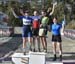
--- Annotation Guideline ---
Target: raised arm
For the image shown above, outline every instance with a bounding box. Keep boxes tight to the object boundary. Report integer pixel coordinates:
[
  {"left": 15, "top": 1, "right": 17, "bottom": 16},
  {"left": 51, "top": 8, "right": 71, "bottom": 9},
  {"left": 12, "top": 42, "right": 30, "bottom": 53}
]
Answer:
[
  {"left": 11, "top": 8, "right": 19, "bottom": 18},
  {"left": 20, "top": 9, "right": 25, "bottom": 16},
  {"left": 49, "top": 2, "right": 57, "bottom": 16}
]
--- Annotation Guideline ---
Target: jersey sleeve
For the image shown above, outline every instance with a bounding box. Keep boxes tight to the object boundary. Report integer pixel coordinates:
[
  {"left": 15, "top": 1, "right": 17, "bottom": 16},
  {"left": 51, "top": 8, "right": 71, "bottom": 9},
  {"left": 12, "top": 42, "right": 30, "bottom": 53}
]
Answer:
[
  {"left": 30, "top": 16, "right": 33, "bottom": 19},
  {"left": 38, "top": 16, "right": 41, "bottom": 20},
  {"left": 18, "top": 16, "right": 24, "bottom": 19},
  {"left": 30, "top": 17, "right": 33, "bottom": 24},
  {"left": 30, "top": 16, "right": 34, "bottom": 22}
]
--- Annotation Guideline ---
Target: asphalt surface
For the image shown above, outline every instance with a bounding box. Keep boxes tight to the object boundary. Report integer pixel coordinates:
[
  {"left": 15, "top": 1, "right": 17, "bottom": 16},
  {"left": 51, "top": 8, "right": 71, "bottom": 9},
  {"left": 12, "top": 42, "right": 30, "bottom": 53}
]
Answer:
[{"left": 0, "top": 27, "right": 75, "bottom": 64}]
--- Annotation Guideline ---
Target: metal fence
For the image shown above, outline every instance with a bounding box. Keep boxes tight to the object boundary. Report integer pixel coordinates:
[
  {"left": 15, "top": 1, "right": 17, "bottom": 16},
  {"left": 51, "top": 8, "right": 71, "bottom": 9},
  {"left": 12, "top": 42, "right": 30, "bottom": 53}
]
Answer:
[
  {"left": 64, "top": 29, "right": 75, "bottom": 39},
  {"left": 0, "top": 26, "right": 14, "bottom": 37}
]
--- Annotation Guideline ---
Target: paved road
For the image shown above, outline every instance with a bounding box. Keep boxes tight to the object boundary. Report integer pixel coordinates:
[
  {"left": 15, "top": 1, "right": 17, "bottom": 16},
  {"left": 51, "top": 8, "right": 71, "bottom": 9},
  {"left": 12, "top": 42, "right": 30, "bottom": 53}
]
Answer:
[
  {"left": 0, "top": 35, "right": 22, "bottom": 60},
  {"left": 0, "top": 27, "right": 75, "bottom": 64}
]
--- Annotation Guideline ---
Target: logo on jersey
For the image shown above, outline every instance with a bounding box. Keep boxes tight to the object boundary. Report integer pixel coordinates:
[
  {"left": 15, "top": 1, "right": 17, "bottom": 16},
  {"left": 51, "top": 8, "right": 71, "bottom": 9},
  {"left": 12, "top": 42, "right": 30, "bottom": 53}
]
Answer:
[{"left": 23, "top": 18, "right": 32, "bottom": 25}]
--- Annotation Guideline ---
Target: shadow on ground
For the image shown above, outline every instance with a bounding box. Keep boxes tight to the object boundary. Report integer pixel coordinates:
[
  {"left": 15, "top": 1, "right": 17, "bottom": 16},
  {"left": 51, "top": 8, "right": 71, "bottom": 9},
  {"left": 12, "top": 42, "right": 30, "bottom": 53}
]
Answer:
[
  {"left": 46, "top": 52, "right": 75, "bottom": 61},
  {"left": 0, "top": 34, "right": 22, "bottom": 58}
]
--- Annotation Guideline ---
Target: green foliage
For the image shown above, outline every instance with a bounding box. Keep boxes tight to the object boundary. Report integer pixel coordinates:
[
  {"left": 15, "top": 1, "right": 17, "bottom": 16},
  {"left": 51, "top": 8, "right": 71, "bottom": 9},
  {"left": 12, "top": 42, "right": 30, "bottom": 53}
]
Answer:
[
  {"left": 0, "top": 0, "right": 74, "bottom": 29},
  {"left": 45, "top": 0, "right": 52, "bottom": 9},
  {"left": 53, "top": 2, "right": 64, "bottom": 22},
  {"left": 66, "top": 20, "right": 75, "bottom": 29}
]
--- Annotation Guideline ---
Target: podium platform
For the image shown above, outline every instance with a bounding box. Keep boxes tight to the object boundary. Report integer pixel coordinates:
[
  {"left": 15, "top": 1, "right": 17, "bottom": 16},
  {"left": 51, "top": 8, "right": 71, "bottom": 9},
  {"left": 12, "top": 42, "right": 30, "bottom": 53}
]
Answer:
[
  {"left": 12, "top": 53, "right": 30, "bottom": 64},
  {"left": 12, "top": 52, "right": 75, "bottom": 64},
  {"left": 12, "top": 52, "right": 46, "bottom": 64}
]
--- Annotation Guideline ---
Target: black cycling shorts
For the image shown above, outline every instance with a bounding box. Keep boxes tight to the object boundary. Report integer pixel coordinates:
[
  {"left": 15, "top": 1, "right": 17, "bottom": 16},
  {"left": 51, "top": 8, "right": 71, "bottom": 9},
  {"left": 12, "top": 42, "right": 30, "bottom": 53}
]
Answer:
[{"left": 52, "top": 35, "right": 62, "bottom": 42}]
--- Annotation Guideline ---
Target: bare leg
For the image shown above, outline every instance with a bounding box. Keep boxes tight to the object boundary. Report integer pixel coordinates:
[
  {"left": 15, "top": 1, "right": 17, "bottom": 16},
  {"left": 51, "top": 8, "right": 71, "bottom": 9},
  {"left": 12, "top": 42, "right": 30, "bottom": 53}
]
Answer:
[
  {"left": 57, "top": 42, "right": 62, "bottom": 61},
  {"left": 52, "top": 42, "right": 57, "bottom": 55},
  {"left": 40, "top": 36, "right": 47, "bottom": 52},
  {"left": 37, "top": 36, "right": 40, "bottom": 52},
  {"left": 43, "top": 37, "right": 47, "bottom": 52},
  {"left": 57, "top": 42, "right": 62, "bottom": 55},
  {"left": 33, "top": 36, "right": 36, "bottom": 52},
  {"left": 22, "top": 37, "right": 27, "bottom": 55},
  {"left": 52, "top": 42, "right": 57, "bottom": 61},
  {"left": 40, "top": 37, "right": 45, "bottom": 50},
  {"left": 23, "top": 37, "right": 27, "bottom": 49},
  {"left": 28, "top": 37, "right": 33, "bottom": 51}
]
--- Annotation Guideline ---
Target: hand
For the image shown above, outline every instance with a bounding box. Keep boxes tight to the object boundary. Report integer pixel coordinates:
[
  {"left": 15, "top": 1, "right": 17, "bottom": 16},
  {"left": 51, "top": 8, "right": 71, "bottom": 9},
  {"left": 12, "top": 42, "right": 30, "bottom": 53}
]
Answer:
[
  {"left": 47, "top": 7, "right": 51, "bottom": 12},
  {"left": 20, "top": 9, "right": 23, "bottom": 12},
  {"left": 10, "top": 8, "right": 13, "bottom": 11},
  {"left": 10, "top": 8, "right": 14, "bottom": 11},
  {"left": 20, "top": 9, "right": 24, "bottom": 15},
  {"left": 53, "top": 2, "right": 57, "bottom": 6},
  {"left": 40, "top": 24, "right": 43, "bottom": 27}
]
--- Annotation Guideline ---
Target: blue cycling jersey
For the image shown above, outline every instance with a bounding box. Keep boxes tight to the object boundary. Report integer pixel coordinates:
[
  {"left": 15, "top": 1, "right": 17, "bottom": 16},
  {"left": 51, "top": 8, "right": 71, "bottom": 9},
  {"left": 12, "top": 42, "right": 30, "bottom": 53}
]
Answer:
[
  {"left": 52, "top": 23, "right": 62, "bottom": 35},
  {"left": 19, "top": 16, "right": 33, "bottom": 25}
]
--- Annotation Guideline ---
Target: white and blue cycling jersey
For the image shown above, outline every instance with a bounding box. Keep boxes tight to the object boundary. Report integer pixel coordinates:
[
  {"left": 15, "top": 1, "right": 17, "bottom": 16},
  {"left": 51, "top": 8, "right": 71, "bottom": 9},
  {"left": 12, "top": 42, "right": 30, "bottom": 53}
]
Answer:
[
  {"left": 19, "top": 16, "right": 33, "bottom": 25},
  {"left": 18, "top": 16, "right": 33, "bottom": 37}
]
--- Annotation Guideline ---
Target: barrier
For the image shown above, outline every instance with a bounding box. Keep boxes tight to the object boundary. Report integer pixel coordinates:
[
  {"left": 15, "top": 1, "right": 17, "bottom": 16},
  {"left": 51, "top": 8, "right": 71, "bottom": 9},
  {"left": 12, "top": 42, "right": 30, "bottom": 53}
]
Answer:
[{"left": 64, "top": 29, "right": 75, "bottom": 39}]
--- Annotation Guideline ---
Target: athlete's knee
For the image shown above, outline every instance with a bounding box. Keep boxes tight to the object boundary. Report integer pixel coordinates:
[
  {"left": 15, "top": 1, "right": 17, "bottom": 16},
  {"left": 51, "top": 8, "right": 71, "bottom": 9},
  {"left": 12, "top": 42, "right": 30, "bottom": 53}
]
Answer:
[
  {"left": 23, "top": 37, "right": 27, "bottom": 42},
  {"left": 29, "top": 37, "right": 33, "bottom": 43}
]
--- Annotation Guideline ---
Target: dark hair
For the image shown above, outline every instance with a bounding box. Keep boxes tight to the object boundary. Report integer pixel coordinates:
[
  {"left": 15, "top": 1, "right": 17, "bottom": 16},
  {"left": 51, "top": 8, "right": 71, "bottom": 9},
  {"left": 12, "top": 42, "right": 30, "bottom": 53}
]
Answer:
[
  {"left": 53, "top": 16, "right": 58, "bottom": 20},
  {"left": 41, "top": 9, "right": 47, "bottom": 13},
  {"left": 41, "top": 10, "right": 47, "bottom": 16},
  {"left": 34, "top": 10, "right": 37, "bottom": 12},
  {"left": 23, "top": 10, "right": 29, "bottom": 13},
  {"left": 25, "top": 10, "right": 29, "bottom": 13}
]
